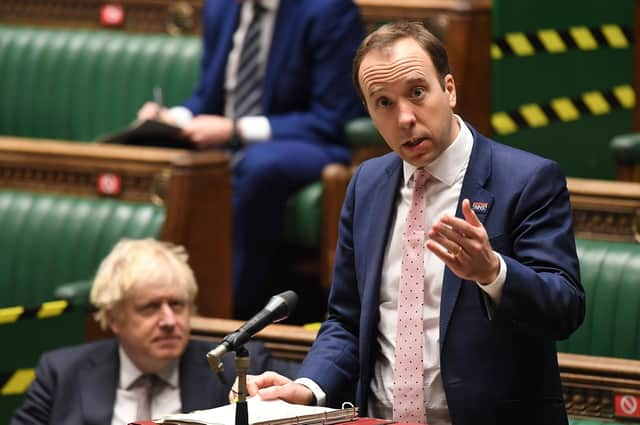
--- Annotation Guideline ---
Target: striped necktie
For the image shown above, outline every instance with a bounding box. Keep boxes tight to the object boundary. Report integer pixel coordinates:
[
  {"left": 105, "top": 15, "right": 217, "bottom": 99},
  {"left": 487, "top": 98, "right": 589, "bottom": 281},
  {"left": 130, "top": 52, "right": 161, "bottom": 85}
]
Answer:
[{"left": 234, "top": 1, "right": 265, "bottom": 118}]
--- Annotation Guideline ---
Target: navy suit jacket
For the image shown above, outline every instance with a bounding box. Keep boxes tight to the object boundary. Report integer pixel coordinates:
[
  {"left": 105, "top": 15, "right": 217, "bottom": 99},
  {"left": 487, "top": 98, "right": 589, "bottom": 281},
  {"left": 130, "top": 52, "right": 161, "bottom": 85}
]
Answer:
[
  {"left": 11, "top": 339, "right": 277, "bottom": 425},
  {"left": 297, "top": 127, "right": 585, "bottom": 425},
  {"left": 183, "top": 0, "right": 365, "bottom": 146}
]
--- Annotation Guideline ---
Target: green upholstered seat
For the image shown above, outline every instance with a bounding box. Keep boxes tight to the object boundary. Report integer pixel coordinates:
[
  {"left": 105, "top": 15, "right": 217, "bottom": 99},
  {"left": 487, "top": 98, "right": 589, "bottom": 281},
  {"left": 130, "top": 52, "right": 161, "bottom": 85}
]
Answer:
[
  {"left": 344, "top": 117, "right": 386, "bottom": 148},
  {"left": 0, "top": 24, "right": 331, "bottom": 251},
  {"left": 569, "top": 418, "right": 634, "bottom": 425},
  {"left": 557, "top": 238, "right": 640, "bottom": 359},
  {"left": 0, "top": 190, "right": 164, "bottom": 423},
  {"left": 0, "top": 190, "right": 164, "bottom": 307},
  {"left": 610, "top": 133, "right": 640, "bottom": 164},
  {"left": 0, "top": 26, "right": 200, "bottom": 141}
]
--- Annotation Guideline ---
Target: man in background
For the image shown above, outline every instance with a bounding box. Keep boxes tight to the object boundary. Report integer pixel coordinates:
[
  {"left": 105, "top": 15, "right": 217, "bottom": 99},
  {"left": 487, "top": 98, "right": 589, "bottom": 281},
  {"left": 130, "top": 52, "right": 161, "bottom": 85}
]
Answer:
[
  {"left": 138, "top": 0, "right": 366, "bottom": 319},
  {"left": 238, "top": 22, "right": 585, "bottom": 425},
  {"left": 12, "top": 238, "right": 282, "bottom": 425}
]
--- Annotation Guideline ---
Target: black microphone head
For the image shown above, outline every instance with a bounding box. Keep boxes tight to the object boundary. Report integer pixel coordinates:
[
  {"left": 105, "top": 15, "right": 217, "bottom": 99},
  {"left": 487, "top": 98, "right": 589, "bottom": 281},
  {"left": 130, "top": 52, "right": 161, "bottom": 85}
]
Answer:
[
  {"left": 265, "top": 290, "right": 298, "bottom": 322},
  {"left": 277, "top": 290, "right": 298, "bottom": 313}
]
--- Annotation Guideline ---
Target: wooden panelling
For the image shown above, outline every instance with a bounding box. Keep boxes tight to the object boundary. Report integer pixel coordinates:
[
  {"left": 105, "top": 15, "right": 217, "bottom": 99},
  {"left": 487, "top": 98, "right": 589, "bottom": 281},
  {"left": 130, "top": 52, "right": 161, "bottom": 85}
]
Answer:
[
  {"left": 0, "top": 0, "right": 492, "bottom": 134},
  {"left": 0, "top": 136, "right": 232, "bottom": 318}
]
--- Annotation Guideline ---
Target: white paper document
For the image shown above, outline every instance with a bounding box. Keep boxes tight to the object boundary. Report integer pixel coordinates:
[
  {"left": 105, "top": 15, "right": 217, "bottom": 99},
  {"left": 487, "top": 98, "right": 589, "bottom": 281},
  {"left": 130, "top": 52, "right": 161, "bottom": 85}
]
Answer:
[{"left": 155, "top": 398, "right": 350, "bottom": 425}]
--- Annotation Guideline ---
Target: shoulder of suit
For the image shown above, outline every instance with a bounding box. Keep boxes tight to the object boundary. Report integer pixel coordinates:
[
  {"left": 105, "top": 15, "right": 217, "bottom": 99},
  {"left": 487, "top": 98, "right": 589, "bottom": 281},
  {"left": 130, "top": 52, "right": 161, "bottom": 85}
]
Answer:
[{"left": 39, "top": 338, "right": 117, "bottom": 368}]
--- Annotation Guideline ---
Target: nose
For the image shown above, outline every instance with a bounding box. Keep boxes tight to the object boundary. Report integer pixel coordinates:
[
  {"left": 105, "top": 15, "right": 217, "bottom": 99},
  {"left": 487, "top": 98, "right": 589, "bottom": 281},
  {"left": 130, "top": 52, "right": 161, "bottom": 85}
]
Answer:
[
  {"left": 158, "top": 302, "right": 176, "bottom": 328},
  {"left": 397, "top": 100, "right": 416, "bottom": 129}
]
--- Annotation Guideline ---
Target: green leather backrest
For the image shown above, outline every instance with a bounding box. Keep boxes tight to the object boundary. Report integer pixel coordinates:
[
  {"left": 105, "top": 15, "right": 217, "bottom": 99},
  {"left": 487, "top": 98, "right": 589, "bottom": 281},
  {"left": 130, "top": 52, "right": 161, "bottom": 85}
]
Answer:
[
  {"left": 0, "top": 25, "right": 323, "bottom": 247},
  {"left": 0, "top": 190, "right": 164, "bottom": 307},
  {"left": 557, "top": 238, "right": 640, "bottom": 359},
  {"left": 0, "top": 25, "right": 200, "bottom": 141}
]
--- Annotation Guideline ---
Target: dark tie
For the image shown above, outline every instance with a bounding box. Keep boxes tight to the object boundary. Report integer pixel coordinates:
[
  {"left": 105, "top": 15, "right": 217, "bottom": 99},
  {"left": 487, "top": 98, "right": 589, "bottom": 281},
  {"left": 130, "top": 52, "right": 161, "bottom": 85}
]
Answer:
[
  {"left": 131, "top": 374, "right": 164, "bottom": 421},
  {"left": 393, "top": 168, "right": 429, "bottom": 424},
  {"left": 234, "top": 1, "right": 265, "bottom": 118}
]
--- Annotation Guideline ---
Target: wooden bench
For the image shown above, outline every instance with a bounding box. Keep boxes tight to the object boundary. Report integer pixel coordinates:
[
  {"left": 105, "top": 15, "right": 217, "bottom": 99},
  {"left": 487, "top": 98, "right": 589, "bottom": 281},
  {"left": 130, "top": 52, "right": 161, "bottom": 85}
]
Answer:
[{"left": 0, "top": 136, "right": 232, "bottom": 318}]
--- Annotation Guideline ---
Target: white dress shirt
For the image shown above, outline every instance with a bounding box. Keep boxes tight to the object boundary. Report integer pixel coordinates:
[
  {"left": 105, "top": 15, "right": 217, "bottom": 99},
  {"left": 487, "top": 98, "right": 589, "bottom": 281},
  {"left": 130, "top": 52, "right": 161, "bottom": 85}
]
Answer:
[
  {"left": 170, "top": 0, "right": 278, "bottom": 143},
  {"left": 111, "top": 347, "right": 180, "bottom": 425},
  {"left": 368, "top": 117, "right": 505, "bottom": 425},
  {"left": 300, "top": 117, "right": 507, "bottom": 424}
]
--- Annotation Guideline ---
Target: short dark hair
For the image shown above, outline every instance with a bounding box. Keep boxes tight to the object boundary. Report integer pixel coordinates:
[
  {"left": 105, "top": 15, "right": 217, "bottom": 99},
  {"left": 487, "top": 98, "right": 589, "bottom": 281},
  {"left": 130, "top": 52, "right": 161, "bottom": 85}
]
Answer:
[{"left": 352, "top": 21, "right": 451, "bottom": 101}]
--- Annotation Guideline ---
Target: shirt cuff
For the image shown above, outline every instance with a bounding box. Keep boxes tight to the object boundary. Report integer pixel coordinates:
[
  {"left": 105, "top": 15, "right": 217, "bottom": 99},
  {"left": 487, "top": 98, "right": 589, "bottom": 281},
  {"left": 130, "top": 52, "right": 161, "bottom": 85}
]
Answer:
[
  {"left": 294, "top": 378, "right": 326, "bottom": 407},
  {"left": 168, "top": 106, "right": 193, "bottom": 128},
  {"left": 476, "top": 251, "right": 506, "bottom": 304},
  {"left": 237, "top": 116, "right": 271, "bottom": 143}
]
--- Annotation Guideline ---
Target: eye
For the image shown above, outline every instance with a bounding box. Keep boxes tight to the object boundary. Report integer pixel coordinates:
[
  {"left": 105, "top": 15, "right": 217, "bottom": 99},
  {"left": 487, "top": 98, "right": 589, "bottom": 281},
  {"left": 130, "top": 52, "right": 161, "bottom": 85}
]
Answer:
[
  {"left": 138, "top": 301, "right": 161, "bottom": 316},
  {"left": 169, "top": 299, "right": 187, "bottom": 313},
  {"left": 376, "top": 97, "right": 392, "bottom": 108},
  {"left": 411, "top": 86, "right": 426, "bottom": 98}
]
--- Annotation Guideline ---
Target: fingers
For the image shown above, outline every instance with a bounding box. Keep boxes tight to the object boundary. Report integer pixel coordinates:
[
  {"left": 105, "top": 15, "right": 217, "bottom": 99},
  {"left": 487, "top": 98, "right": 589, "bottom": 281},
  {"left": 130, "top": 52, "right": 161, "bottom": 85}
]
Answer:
[
  {"left": 137, "top": 102, "right": 160, "bottom": 121},
  {"left": 461, "top": 199, "right": 482, "bottom": 226},
  {"left": 229, "top": 372, "right": 292, "bottom": 402},
  {"left": 258, "top": 382, "right": 315, "bottom": 405}
]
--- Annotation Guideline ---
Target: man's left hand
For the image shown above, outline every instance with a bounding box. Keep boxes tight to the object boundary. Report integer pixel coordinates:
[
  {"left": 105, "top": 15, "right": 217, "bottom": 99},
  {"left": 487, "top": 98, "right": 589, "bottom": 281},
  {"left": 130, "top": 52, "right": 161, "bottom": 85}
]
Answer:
[
  {"left": 181, "top": 114, "right": 234, "bottom": 147},
  {"left": 426, "top": 198, "right": 500, "bottom": 285}
]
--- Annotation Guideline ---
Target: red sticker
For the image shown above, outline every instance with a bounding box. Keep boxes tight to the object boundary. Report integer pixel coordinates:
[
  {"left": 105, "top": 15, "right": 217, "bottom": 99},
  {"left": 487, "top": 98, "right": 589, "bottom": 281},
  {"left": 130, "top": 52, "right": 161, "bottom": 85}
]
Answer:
[
  {"left": 615, "top": 394, "right": 640, "bottom": 418},
  {"left": 100, "top": 4, "right": 125, "bottom": 27},
  {"left": 97, "top": 173, "right": 122, "bottom": 196}
]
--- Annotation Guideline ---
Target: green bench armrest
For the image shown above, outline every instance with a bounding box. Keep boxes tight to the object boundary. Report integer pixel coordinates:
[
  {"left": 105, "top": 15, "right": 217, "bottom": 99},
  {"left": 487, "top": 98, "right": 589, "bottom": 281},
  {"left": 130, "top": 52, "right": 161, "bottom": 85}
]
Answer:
[{"left": 610, "top": 133, "right": 640, "bottom": 164}]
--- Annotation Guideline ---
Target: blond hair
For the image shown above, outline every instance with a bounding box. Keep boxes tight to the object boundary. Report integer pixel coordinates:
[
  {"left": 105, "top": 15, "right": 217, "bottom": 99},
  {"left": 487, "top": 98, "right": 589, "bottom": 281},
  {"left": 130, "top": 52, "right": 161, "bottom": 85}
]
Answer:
[{"left": 90, "top": 238, "right": 198, "bottom": 329}]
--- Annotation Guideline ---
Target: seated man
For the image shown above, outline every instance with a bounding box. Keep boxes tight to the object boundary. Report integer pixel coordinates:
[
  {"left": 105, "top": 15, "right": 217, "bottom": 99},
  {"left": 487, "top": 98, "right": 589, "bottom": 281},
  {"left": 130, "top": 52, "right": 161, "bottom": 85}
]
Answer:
[
  {"left": 11, "top": 238, "right": 285, "bottom": 425},
  {"left": 137, "top": 0, "right": 366, "bottom": 319}
]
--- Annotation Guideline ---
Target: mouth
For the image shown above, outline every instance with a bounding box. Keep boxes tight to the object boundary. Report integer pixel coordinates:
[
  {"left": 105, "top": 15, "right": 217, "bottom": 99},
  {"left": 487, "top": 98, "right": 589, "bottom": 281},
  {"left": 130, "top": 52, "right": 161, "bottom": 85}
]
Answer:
[
  {"left": 402, "top": 137, "right": 427, "bottom": 148},
  {"left": 153, "top": 335, "right": 182, "bottom": 344}
]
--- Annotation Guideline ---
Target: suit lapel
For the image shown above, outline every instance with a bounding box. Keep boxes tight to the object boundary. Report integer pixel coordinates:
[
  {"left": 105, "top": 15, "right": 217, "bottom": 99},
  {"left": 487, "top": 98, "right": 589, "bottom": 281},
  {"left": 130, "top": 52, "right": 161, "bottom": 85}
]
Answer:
[
  {"left": 262, "top": 0, "right": 299, "bottom": 107},
  {"left": 363, "top": 159, "right": 403, "bottom": 300},
  {"left": 80, "top": 340, "right": 119, "bottom": 425},
  {"left": 180, "top": 342, "right": 209, "bottom": 412},
  {"left": 359, "top": 157, "right": 403, "bottom": 392},
  {"left": 440, "top": 128, "right": 495, "bottom": 348}
]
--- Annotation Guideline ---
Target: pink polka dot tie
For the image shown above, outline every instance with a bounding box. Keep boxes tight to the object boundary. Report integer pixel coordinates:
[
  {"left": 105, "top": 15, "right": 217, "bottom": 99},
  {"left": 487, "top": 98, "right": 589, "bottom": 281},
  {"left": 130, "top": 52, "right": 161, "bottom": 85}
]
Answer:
[{"left": 393, "top": 167, "right": 429, "bottom": 424}]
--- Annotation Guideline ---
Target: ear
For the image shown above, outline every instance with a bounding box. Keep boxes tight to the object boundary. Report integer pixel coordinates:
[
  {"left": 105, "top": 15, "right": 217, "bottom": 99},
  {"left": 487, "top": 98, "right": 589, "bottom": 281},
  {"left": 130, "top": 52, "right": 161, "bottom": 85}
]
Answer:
[
  {"left": 444, "top": 74, "right": 457, "bottom": 108},
  {"left": 106, "top": 309, "right": 121, "bottom": 335}
]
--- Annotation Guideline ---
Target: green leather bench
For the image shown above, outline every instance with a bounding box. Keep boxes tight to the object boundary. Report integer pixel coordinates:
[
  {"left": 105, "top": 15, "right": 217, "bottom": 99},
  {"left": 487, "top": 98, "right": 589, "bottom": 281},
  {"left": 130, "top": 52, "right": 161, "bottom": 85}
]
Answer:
[
  {"left": 0, "top": 25, "right": 330, "bottom": 263},
  {"left": 0, "top": 190, "right": 164, "bottom": 423},
  {"left": 0, "top": 191, "right": 164, "bottom": 307},
  {"left": 559, "top": 239, "right": 640, "bottom": 360}
]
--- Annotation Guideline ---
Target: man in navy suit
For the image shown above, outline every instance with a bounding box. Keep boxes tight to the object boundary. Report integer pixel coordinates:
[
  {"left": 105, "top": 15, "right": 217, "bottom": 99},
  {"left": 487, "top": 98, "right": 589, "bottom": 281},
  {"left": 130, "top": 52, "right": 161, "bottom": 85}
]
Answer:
[
  {"left": 240, "top": 22, "right": 585, "bottom": 425},
  {"left": 138, "top": 0, "right": 366, "bottom": 319},
  {"left": 11, "top": 239, "right": 290, "bottom": 425}
]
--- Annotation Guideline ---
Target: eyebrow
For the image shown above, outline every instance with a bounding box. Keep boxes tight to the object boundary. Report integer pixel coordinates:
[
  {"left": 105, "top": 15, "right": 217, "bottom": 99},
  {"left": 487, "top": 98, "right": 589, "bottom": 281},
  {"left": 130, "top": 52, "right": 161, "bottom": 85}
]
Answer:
[{"left": 367, "top": 75, "right": 429, "bottom": 98}]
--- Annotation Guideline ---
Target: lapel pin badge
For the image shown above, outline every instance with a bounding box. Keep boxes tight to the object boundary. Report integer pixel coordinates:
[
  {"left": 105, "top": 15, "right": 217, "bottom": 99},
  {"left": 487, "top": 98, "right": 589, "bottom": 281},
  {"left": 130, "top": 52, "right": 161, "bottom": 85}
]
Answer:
[{"left": 471, "top": 201, "right": 489, "bottom": 214}]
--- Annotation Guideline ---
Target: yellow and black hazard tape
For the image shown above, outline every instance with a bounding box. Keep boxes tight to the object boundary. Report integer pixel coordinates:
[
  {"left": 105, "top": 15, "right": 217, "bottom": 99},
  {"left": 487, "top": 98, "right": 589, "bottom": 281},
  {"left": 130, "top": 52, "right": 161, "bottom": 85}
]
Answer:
[
  {"left": 492, "top": 24, "right": 632, "bottom": 59},
  {"left": 1, "top": 369, "right": 35, "bottom": 395},
  {"left": 0, "top": 299, "right": 73, "bottom": 325},
  {"left": 492, "top": 84, "right": 636, "bottom": 136}
]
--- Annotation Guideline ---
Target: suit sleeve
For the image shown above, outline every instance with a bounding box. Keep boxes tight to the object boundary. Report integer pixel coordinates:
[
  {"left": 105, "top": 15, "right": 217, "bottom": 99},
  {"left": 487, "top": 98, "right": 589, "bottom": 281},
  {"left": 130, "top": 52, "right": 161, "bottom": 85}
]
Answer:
[
  {"left": 496, "top": 160, "right": 585, "bottom": 340},
  {"left": 10, "top": 354, "right": 56, "bottom": 425},
  {"left": 182, "top": 0, "right": 231, "bottom": 116},
  {"left": 295, "top": 166, "right": 364, "bottom": 407},
  {"left": 267, "top": 0, "right": 366, "bottom": 145}
]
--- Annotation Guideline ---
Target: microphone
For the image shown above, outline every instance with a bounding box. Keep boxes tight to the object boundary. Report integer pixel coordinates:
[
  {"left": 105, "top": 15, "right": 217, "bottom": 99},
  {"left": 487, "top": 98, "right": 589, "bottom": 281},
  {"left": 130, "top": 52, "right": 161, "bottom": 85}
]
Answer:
[{"left": 206, "top": 290, "right": 298, "bottom": 377}]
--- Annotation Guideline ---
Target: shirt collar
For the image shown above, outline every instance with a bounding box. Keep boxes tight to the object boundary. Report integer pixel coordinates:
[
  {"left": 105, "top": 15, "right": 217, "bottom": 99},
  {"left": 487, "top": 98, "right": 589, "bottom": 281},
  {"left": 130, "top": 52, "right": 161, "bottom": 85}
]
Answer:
[
  {"left": 403, "top": 115, "right": 473, "bottom": 187},
  {"left": 118, "top": 345, "right": 179, "bottom": 390},
  {"left": 255, "top": 0, "right": 278, "bottom": 12}
]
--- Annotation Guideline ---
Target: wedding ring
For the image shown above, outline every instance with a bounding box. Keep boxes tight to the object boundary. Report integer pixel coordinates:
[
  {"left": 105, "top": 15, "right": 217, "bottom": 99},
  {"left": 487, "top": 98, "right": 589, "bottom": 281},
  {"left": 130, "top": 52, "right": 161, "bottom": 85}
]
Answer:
[{"left": 452, "top": 244, "right": 463, "bottom": 258}]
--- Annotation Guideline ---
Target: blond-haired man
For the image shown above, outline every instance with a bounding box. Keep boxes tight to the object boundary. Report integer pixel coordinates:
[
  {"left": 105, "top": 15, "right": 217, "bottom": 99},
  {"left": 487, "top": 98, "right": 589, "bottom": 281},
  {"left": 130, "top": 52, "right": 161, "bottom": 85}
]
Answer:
[{"left": 12, "top": 239, "right": 278, "bottom": 425}]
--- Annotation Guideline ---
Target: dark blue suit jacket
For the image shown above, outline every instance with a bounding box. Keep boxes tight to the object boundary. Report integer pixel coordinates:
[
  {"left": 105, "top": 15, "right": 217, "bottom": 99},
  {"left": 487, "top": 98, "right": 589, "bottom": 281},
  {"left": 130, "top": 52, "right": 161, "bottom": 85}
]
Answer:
[
  {"left": 183, "top": 0, "right": 365, "bottom": 146},
  {"left": 298, "top": 128, "right": 585, "bottom": 425},
  {"left": 10, "top": 339, "right": 280, "bottom": 425}
]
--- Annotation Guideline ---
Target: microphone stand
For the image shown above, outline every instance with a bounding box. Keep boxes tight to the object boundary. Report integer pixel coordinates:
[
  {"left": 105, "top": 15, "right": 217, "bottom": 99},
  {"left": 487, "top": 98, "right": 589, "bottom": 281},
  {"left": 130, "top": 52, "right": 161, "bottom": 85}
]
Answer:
[{"left": 234, "top": 345, "right": 250, "bottom": 425}]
